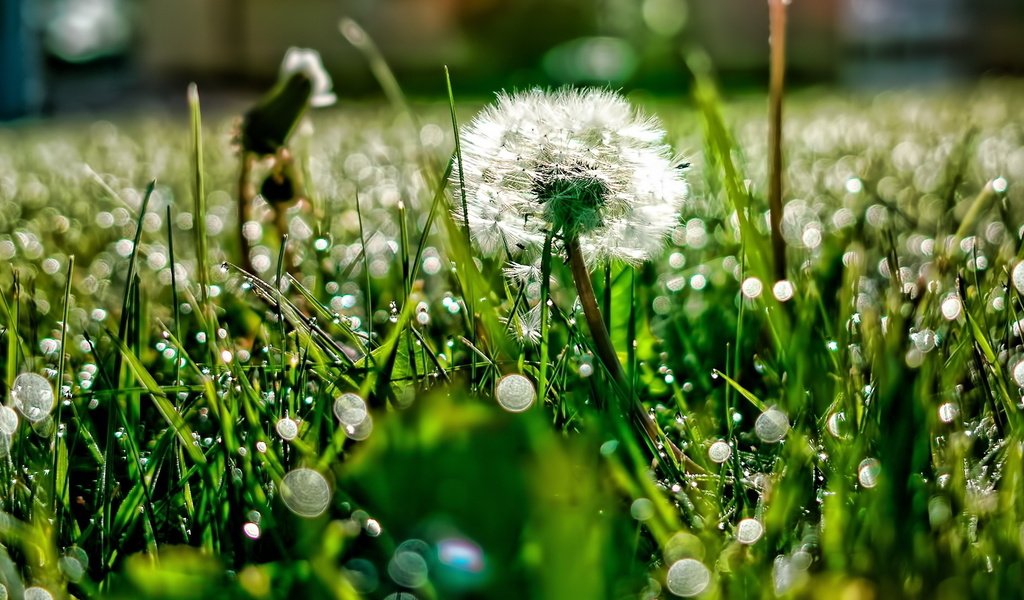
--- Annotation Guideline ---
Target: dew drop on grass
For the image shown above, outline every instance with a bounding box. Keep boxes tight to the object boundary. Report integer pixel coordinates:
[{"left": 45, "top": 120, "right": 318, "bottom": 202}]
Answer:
[
  {"left": 1013, "top": 261, "right": 1024, "bottom": 295},
  {"left": 755, "top": 408, "right": 789, "bottom": 443},
  {"left": 275, "top": 417, "right": 299, "bottom": 441},
  {"left": 0, "top": 406, "right": 18, "bottom": 435},
  {"left": 912, "top": 329, "right": 937, "bottom": 352},
  {"left": 334, "top": 393, "right": 368, "bottom": 427},
  {"left": 826, "top": 412, "right": 849, "bottom": 438},
  {"left": 365, "top": 518, "right": 382, "bottom": 537},
  {"left": 708, "top": 440, "right": 732, "bottom": 464},
  {"left": 495, "top": 374, "right": 536, "bottom": 412},
  {"left": 11, "top": 372, "right": 55, "bottom": 423},
  {"left": 858, "top": 458, "right": 881, "bottom": 488},
  {"left": 666, "top": 558, "right": 710, "bottom": 597},
  {"left": 940, "top": 296, "right": 962, "bottom": 320},
  {"left": 280, "top": 468, "right": 331, "bottom": 518},
  {"left": 772, "top": 280, "right": 794, "bottom": 302},
  {"left": 631, "top": 498, "right": 655, "bottom": 521},
  {"left": 579, "top": 363, "right": 594, "bottom": 378},
  {"left": 344, "top": 559, "right": 380, "bottom": 594},
  {"left": 388, "top": 540, "right": 430, "bottom": 588},
  {"left": 243, "top": 522, "right": 261, "bottom": 539},
  {"left": 1012, "top": 359, "right": 1024, "bottom": 388},
  {"left": 741, "top": 277, "right": 763, "bottom": 299},
  {"left": 736, "top": 518, "right": 764, "bottom": 544},
  {"left": 345, "top": 414, "right": 374, "bottom": 441},
  {"left": 938, "top": 402, "right": 959, "bottom": 423},
  {"left": 58, "top": 552, "right": 85, "bottom": 583},
  {"left": 24, "top": 588, "right": 53, "bottom": 600}
]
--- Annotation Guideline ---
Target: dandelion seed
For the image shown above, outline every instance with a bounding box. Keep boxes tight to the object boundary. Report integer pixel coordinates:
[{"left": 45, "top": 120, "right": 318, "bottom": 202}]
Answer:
[{"left": 452, "top": 88, "right": 687, "bottom": 266}]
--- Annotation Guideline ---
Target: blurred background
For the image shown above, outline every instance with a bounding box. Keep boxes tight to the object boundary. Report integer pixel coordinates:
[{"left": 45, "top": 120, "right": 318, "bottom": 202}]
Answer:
[{"left": 1, "top": 0, "right": 1023, "bottom": 120}]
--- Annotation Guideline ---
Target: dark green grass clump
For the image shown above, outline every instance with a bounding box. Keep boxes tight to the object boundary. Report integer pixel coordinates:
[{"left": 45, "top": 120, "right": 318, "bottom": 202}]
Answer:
[{"left": 0, "top": 80, "right": 1023, "bottom": 599}]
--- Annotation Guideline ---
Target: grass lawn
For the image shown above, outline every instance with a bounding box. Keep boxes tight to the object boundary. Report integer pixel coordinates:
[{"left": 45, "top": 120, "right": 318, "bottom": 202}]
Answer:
[{"left": 0, "top": 77, "right": 1023, "bottom": 598}]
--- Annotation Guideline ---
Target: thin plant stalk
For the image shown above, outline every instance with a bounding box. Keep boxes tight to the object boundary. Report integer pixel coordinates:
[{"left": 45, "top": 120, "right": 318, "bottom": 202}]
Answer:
[
  {"left": 238, "top": 152, "right": 256, "bottom": 275},
  {"left": 565, "top": 236, "right": 697, "bottom": 471},
  {"left": 537, "top": 231, "right": 555, "bottom": 407},
  {"left": 768, "top": 0, "right": 788, "bottom": 282}
]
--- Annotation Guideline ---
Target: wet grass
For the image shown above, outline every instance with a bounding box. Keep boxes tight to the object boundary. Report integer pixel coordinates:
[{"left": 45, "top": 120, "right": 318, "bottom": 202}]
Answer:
[{"left": 0, "top": 77, "right": 1024, "bottom": 599}]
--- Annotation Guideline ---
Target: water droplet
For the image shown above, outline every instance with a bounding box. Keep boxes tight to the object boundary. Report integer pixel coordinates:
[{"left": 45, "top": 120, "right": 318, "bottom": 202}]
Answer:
[
  {"left": 666, "top": 558, "right": 710, "bottom": 597},
  {"left": 1012, "top": 358, "right": 1024, "bottom": 388},
  {"left": 365, "top": 518, "right": 382, "bottom": 537},
  {"left": 772, "top": 280, "right": 794, "bottom": 302},
  {"left": 280, "top": 468, "right": 331, "bottom": 517},
  {"left": 1013, "top": 261, "right": 1024, "bottom": 295},
  {"left": 736, "top": 518, "right": 764, "bottom": 544},
  {"left": 495, "top": 374, "right": 536, "bottom": 412},
  {"left": 0, "top": 407, "right": 18, "bottom": 435},
  {"left": 579, "top": 363, "right": 594, "bottom": 378},
  {"left": 333, "top": 393, "right": 368, "bottom": 427},
  {"left": 630, "top": 498, "right": 655, "bottom": 521},
  {"left": 344, "top": 559, "right": 380, "bottom": 594},
  {"left": 826, "top": 412, "right": 849, "bottom": 439},
  {"left": 243, "top": 522, "right": 261, "bottom": 539},
  {"left": 23, "top": 588, "right": 53, "bottom": 600},
  {"left": 940, "top": 296, "right": 962, "bottom": 321},
  {"left": 754, "top": 407, "right": 789, "bottom": 443},
  {"left": 912, "top": 329, "right": 937, "bottom": 352},
  {"left": 10, "top": 372, "right": 55, "bottom": 423},
  {"left": 938, "top": 402, "right": 958, "bottom": 423},
  {"left": 388, "top": 540, "right": 430, "bottom": 588},
  {"left": 345, "top": 414, "right": 374, "bottom": 441},
  {"left": 857, "top": 458, "right": 881, "bottom": 488},
  {"left": 275, "top": 417, "right": 299, "bottom": 441},
  {"left": 741, "top": 277, "right": 763, "bottom": 299},
  {"left": 708, "top": 440, "right": 732, "bottom": 464}
]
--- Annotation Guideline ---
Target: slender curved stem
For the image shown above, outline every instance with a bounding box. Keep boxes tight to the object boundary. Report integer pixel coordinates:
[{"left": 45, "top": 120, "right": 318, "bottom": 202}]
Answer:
[
  {"left": 565, "top": 235, "right": 700, "bottom": 472},
  {"left": 537, "top": 231, "right": 554, "bottom": 407},
  {"left": 237, "top": 151, "right": 256, "bottom": 275}
]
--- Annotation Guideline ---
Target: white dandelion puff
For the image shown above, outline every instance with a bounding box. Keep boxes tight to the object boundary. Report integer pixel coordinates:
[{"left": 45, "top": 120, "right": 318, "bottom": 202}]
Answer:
[
  {"left": 280, "top": 48, "right": 337, "bottom": 108},
  {"left": 452, "top": 88, "right": 688, "bottom": 266},
  {"left": 503, "top": 304, "right": 543, "bottom": 345}
]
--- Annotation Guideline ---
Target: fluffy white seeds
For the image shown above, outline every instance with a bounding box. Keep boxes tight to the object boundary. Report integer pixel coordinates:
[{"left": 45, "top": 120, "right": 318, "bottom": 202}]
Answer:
[
  {"left": 280, "top": 48, "right": 337, "bottom": 108},
  {"left": 453, "top": 88, "right": 688, "bottom": 266}
]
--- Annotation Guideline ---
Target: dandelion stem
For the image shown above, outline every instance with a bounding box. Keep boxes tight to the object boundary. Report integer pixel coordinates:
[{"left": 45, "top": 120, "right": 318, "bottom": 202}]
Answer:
[
  {"left": 768, "top": 0, "right": 788, "bottom": 281},
  {"left": 238, "top": 151, "right": 256, "bottom": 275},
  {"left": 537, "top": 231, "right": 554, "bottom": 407},
  {"left": 565, "top": 235, "right": 698, "bottom": 472}
]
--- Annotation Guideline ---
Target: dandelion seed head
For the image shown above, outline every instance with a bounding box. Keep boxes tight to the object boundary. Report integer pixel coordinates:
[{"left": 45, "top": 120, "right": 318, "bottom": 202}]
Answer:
[
  {"left": 280, "top": 48, "right": 336, "bottom": 108},
  {"left": 453, "top": 88, "right": 687, "bottom": 267}
]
